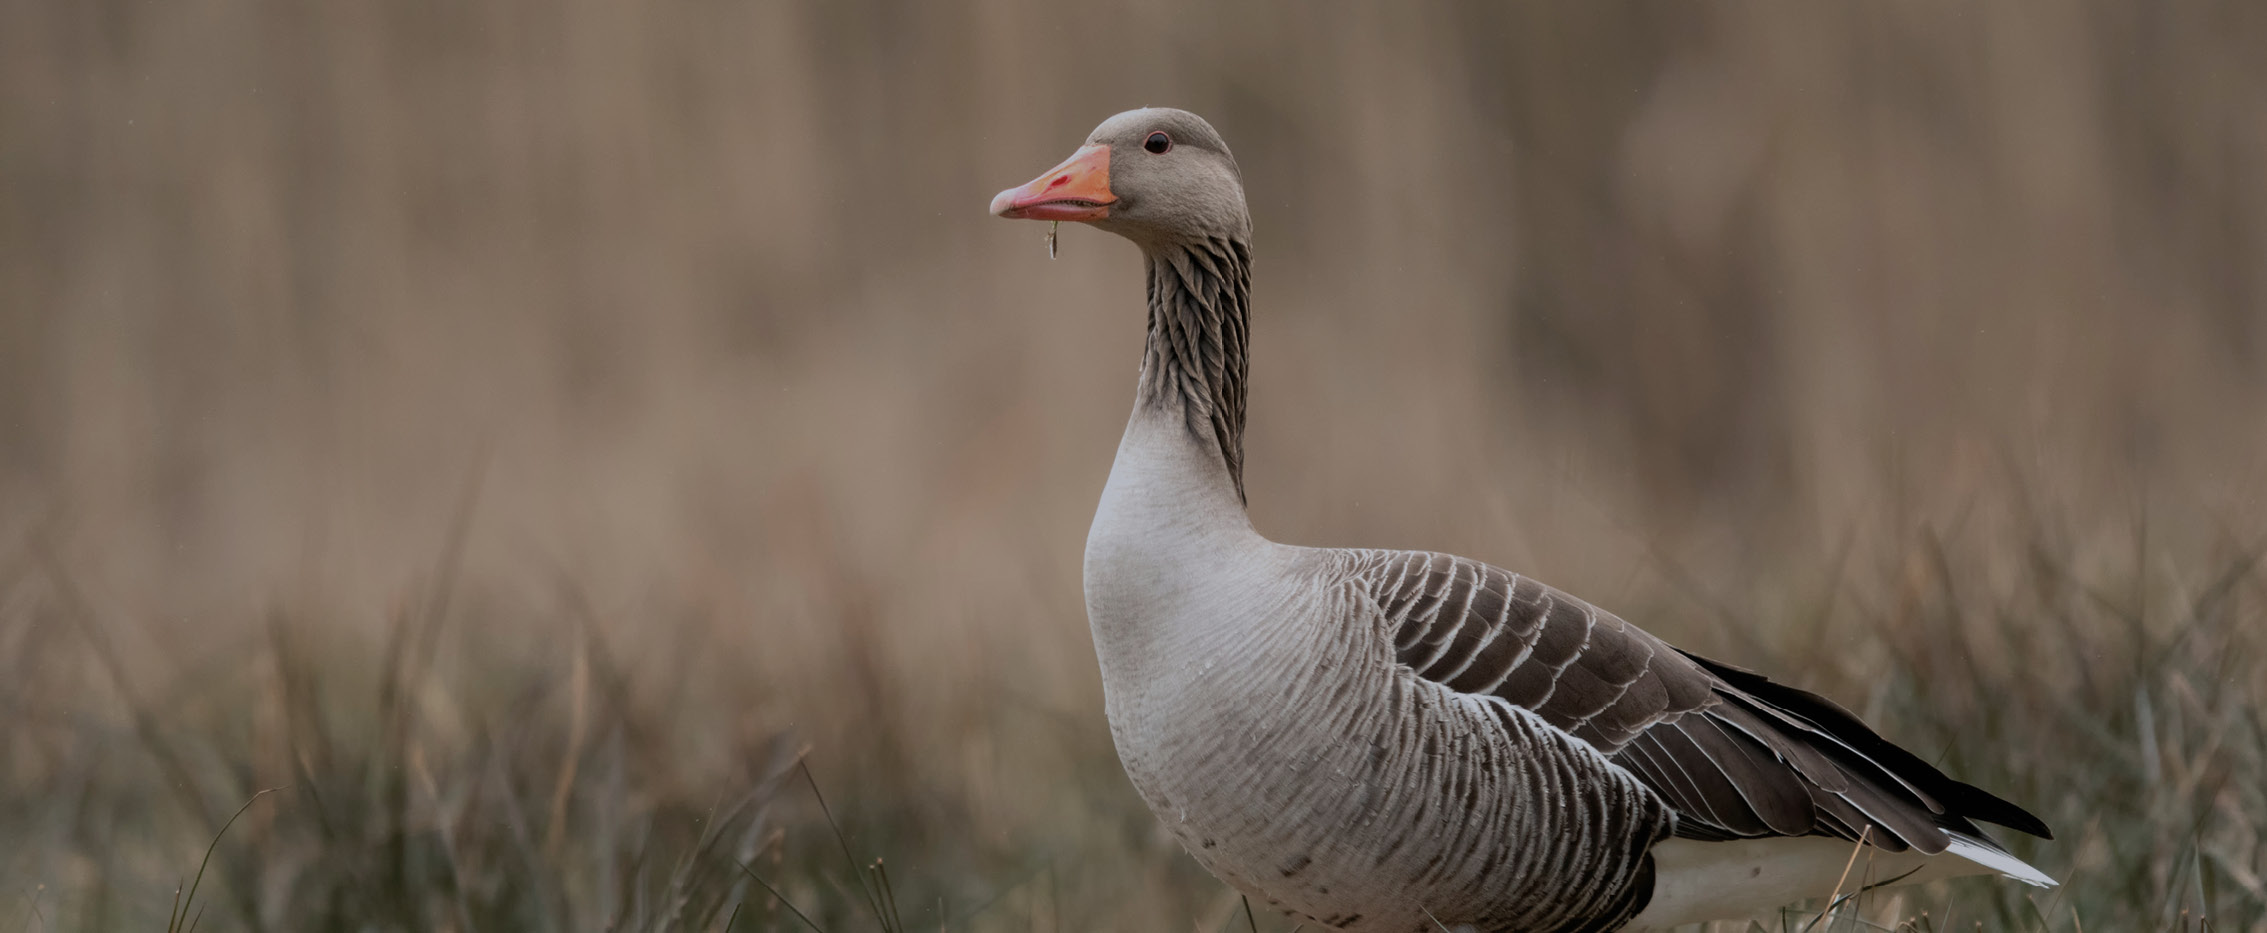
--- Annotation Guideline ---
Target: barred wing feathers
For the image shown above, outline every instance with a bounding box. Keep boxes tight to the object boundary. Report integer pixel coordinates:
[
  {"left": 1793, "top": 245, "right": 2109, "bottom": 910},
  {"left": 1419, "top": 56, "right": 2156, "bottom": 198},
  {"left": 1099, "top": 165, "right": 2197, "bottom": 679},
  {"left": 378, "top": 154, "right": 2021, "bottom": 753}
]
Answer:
[{"left": 1347, "top": 550, "right": 2052, "bottom": 853}]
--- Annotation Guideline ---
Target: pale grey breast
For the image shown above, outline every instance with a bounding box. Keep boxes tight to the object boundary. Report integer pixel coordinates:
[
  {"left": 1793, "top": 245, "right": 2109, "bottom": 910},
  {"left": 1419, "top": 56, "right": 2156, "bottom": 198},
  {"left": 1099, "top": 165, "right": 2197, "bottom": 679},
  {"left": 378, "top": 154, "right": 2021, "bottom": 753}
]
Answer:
[{"left": 1101, "top": 546, "right": 1672, "bottom": 933}]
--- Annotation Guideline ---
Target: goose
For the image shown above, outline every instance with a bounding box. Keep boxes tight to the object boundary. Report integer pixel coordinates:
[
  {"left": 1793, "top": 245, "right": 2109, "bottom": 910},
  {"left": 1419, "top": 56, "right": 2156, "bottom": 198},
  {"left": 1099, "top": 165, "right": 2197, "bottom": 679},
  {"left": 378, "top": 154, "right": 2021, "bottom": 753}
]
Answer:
[{"left": 989, "top": 108, "right": 2052, "bottom": 932}]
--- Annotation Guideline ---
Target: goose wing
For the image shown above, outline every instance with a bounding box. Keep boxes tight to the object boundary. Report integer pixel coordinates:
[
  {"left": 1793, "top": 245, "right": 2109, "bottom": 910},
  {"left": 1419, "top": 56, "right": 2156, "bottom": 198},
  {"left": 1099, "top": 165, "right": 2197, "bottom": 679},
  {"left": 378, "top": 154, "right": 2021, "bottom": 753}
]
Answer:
[{"left": 1345, "top": 550, "right": 2052, "bottom": 852}]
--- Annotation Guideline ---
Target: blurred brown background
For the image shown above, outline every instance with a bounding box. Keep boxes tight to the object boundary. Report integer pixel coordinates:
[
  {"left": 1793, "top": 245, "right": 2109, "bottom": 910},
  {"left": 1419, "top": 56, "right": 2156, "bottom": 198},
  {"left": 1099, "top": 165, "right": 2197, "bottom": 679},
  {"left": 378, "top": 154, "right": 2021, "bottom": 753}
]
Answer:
[
  {"left": 6, "top": 0, "right": 2262, "bottom": 611},
  {"left": 3, "top": 2, "right": 2264, "bottom": 930}
]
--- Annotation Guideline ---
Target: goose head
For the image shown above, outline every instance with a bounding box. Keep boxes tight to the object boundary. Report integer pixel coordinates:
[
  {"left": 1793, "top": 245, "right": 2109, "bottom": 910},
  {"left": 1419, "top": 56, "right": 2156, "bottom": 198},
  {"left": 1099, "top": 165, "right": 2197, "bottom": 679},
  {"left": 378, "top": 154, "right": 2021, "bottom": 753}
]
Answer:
[{"left": 991, "top": 108, "right": 1249, "bottom": 247}]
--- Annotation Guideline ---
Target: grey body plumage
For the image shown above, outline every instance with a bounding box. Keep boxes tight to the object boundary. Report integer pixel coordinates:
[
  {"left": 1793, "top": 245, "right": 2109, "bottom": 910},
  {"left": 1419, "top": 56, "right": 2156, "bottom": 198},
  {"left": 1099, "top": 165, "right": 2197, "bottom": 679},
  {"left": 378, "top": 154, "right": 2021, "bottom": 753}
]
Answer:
[{"left": 996, "top": 107, "right": 2052, "bottom": 932}]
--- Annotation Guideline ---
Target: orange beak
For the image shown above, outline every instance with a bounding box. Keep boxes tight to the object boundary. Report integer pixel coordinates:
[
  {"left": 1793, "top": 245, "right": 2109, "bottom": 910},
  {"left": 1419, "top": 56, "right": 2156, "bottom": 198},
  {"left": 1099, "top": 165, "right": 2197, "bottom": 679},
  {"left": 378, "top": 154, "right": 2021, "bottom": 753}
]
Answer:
[{"left": 990, "top": 144, "right": 1117, "bottom": 221}]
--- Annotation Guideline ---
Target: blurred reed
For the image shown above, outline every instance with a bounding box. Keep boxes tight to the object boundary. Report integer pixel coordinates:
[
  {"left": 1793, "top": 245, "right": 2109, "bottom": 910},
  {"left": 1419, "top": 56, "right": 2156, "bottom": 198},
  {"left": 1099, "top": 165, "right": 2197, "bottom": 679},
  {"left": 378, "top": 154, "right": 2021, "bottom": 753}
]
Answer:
[{"left": 1, "top": 1, "right": 2262, "bottom": 929}]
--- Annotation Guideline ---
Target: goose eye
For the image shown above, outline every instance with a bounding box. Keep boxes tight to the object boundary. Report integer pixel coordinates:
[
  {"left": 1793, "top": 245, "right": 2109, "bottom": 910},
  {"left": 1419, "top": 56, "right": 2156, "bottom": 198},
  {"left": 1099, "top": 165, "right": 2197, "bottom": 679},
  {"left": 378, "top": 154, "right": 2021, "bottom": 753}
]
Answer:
[{"left": 1143, "top": 132, "right": 1172, "bottom": 154}]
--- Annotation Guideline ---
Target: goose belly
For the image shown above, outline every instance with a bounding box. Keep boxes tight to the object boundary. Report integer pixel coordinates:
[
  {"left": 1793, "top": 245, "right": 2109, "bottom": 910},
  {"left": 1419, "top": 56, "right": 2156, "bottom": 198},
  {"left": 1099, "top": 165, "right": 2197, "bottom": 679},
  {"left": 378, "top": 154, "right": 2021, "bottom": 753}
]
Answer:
[{"left": 1096, "top": 611, "right": 1671, "bottom": 933}]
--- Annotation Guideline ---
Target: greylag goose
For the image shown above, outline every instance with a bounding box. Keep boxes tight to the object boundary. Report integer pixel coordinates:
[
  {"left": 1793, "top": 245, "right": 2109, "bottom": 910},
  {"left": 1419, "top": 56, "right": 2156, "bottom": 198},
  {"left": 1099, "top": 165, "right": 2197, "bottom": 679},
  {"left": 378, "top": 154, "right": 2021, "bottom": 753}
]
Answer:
[{"left": 990, "top": 108, "right": 2052, "bottom": 932}]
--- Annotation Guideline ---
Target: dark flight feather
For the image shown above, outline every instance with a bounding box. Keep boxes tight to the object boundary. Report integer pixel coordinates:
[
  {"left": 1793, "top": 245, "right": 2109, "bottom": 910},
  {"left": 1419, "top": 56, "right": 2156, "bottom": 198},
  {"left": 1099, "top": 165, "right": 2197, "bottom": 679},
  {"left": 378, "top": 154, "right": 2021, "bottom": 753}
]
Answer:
[{"left": 1351, "top": 550, "right": 2053, "bottom": 853}]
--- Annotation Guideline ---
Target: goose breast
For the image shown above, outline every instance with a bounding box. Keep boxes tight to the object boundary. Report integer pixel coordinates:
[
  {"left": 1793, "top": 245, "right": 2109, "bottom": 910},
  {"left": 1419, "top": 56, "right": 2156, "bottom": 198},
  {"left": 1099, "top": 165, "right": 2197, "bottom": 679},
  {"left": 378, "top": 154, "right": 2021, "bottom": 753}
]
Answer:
[{"left": 1094, "top": 545, "right": 1669, "bottom": 933}]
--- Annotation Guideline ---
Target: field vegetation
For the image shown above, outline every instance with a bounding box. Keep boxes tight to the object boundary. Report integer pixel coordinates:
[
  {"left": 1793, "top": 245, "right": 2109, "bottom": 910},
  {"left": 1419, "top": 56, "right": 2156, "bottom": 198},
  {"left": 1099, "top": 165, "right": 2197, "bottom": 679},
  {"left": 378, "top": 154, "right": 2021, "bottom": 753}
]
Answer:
[{"left": 2, "top": 2, "right": 2262, "bottom": 930}]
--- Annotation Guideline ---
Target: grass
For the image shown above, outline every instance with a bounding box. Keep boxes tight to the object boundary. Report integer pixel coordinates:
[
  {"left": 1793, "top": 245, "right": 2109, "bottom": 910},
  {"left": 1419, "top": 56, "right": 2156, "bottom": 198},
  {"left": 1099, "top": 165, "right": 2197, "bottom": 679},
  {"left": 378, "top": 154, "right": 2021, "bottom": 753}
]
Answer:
[
  {"left": 2, "top": 7, "right": 2263, "bottom": 928},
  {"left": 2, "top": 477, "right": 2262, "bottom": 932}
]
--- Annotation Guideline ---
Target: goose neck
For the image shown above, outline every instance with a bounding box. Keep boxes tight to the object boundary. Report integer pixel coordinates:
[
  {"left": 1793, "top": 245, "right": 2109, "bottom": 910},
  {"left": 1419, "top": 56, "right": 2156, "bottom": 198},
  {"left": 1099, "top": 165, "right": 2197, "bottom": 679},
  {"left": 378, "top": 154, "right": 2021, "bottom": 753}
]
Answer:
[{"left": 1136, "top": 236, "right": 1253, "bottom": 504}]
